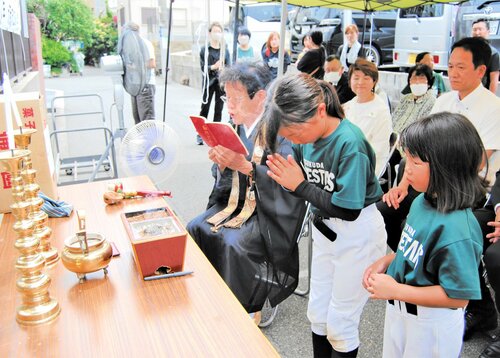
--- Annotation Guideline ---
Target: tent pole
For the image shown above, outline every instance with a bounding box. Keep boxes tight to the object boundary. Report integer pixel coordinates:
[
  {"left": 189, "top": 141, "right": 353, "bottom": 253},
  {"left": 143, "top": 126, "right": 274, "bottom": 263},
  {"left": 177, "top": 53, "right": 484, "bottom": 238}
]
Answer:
[
  {"left": 278, "top": 0, "right": 287, "bottom": 78},
  {"left": 232, "top": 0, "right": 240, "bottom": 63},
  {"left": 360, "top": 10, "right": 367, "bottom": 57},
  {"left": 162, "top": 0, "right": 175, "bottom": 123}
]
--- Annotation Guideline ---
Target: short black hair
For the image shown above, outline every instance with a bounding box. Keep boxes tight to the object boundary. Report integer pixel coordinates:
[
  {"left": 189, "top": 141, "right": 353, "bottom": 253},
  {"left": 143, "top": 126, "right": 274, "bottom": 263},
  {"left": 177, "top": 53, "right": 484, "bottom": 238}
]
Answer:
[
  {"left": 473, "top": 18, "right": 490, "bottom": 30},
  {"left": 237, "top": 26, "right": 251, "bottom": 38},
  {"left": 219, "top": 62, "right": 272, "bottom": 99},
  {"left": 451, "top": 37, "right": 492, "bottom": 68},
  {"left": 400, "top": 112, "right": 486, "bottom": 212},
  {"left": 416, "top": 52, "right": 430, "bottom": 64},
  {"left": 308, "top": 30, "right": 323, "bottom": 46},
  {"left": 407, "top": 64, "right": 434, "bottom": 89},
  {"left": 326, "top": 55, "right": 341, "bottom": 63}
]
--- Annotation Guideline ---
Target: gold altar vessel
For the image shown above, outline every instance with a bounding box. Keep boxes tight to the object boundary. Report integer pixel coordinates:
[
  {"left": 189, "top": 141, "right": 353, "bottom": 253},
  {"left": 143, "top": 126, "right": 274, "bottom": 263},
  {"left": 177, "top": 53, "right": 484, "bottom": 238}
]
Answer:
[
  {"left": 14, "top": 128, "right": 59, "bottom": 265},
  {"left": 61, "top": 211, "right": 112, "bottom": 282},
  {"left": 0, "top": 149, "right": 60, "bottom": 325}
]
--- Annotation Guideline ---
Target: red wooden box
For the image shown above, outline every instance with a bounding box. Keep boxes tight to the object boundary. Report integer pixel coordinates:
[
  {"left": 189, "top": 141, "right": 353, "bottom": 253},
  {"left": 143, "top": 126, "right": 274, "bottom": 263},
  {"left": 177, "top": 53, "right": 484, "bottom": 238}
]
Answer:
[{"left": 121, "top": 206, "right": 187, "bottom": 278}]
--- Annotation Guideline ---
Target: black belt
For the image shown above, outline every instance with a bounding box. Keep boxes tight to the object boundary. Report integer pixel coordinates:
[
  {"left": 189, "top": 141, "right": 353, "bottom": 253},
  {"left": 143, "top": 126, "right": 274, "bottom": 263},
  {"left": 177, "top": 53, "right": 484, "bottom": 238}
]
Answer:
[
  {"left": 388, "top": 299, "right": 418, "bottom": 316},
  {"left": 312, "top": 214, "right": 337, "bottom": 242}
]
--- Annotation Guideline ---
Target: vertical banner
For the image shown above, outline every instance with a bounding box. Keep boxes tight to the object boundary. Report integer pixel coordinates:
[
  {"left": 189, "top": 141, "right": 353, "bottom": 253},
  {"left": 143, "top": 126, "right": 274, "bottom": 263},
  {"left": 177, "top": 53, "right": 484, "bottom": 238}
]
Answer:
[{"left": 0, "top": 0, "right": 22, "bottom": 35}]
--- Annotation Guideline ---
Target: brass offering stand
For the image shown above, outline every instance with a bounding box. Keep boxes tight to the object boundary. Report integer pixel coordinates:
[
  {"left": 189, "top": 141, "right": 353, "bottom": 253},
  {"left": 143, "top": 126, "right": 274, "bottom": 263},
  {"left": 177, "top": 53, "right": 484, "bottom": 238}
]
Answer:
[
  {"left": 14, "top": 129, "right": 59, "bottom": 265},
  {"left": 0, "top": 149, "right": 60, "bottom": 325}
]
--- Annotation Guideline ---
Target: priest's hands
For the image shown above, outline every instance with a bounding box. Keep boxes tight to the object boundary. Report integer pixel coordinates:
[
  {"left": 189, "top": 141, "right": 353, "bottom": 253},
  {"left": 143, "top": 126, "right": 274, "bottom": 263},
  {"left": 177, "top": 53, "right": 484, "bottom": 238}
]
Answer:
[{"left": 209, "top": 145, "right": 252, "bottom": 175}]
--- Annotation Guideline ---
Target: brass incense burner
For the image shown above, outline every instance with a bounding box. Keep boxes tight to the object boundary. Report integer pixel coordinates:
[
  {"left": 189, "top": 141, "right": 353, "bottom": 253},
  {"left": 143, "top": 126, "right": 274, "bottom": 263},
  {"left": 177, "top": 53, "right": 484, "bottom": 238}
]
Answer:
[{"left": 61, "top": 211, "right": 112, "bottom": 283}]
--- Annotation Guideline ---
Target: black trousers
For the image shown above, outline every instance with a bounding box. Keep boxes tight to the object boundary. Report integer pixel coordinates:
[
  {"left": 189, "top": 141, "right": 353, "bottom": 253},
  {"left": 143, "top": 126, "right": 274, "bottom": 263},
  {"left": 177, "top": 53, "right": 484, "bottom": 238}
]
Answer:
[
  {"left": 468, "top": 206, "right": 499, "bottom": 314},
  {"left": 200, "top": 82, "right": 224, "bottom": 123}
]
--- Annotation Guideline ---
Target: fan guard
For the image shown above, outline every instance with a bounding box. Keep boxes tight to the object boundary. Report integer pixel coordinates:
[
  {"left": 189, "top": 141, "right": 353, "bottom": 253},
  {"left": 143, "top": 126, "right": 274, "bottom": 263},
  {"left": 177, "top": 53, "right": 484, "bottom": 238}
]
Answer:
[{"left": 119, "top": 120, "right": 180, "bottom": 186}]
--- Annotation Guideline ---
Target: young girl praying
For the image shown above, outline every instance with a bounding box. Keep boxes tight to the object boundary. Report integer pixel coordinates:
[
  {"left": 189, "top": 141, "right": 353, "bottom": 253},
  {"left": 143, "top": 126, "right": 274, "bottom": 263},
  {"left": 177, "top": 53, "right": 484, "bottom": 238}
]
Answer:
[
  {"left": 363, "top": 112, "right": 484, "bottom": 357},
  {"left": 263, "top": 74, "right": 386, "bottom": 357}
]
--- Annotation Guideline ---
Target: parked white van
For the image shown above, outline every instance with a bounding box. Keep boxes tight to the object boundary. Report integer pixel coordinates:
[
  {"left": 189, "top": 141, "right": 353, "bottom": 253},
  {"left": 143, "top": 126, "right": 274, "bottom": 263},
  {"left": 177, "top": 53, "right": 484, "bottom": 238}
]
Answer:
[
  {"left": 393, "top": 4, "right": 457, "bottom": 71},
  {"left": 226, "top": 3, "right": 294, "bottom": 57}
]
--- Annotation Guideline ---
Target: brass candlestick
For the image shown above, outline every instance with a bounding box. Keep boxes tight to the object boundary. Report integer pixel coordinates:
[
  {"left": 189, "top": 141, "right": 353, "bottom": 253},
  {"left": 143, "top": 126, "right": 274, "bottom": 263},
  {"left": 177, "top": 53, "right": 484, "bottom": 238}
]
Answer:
[
  {"left": 0, "top": 149, "right": 60, "bottom": 325},
  {"left": 14, "top": 129, "right": 59, "bottom": 265}
]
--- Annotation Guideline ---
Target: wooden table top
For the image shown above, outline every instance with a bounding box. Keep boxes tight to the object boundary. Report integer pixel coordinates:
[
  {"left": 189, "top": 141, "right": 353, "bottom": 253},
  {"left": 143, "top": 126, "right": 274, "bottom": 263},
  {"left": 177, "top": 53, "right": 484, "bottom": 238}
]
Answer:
[{"left": 0, "top": 176, "right": 279, "bottom": 357}]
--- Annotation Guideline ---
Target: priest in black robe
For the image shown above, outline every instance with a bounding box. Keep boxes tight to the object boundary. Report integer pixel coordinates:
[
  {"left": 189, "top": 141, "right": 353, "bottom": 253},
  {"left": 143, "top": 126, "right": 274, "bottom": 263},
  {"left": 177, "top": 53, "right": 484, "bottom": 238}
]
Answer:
[{"left": 187, "top": 62, "right": 307, "bottom": 313}]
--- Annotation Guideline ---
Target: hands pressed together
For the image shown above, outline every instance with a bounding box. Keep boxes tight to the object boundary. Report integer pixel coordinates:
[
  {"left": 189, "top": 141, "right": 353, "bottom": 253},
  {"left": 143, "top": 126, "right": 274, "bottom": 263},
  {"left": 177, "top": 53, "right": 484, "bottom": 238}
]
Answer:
[{"left": 266, "top": 153, "right": 305, "bottom": 191}]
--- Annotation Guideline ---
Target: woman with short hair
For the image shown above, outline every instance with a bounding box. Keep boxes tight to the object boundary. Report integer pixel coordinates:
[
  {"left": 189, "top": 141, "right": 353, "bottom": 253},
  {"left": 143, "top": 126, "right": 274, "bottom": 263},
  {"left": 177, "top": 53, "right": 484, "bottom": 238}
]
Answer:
[{"left": 343, "top": 59, "right": 393, "bottom": 177}]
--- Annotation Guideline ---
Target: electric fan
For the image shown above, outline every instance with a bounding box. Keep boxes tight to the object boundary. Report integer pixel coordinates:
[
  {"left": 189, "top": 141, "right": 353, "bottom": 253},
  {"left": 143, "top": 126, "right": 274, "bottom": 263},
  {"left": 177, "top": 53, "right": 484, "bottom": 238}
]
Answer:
[
  {"left": 119, "top": 120, "right": 180, "bottom": 187},
  {"left": 99, "top": 23, "right": 180, "bottom": 186}
]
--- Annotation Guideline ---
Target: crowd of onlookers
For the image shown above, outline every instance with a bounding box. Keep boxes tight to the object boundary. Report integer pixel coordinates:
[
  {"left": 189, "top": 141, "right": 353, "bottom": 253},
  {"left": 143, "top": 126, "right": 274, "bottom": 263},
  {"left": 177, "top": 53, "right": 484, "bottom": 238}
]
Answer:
[{"left": 191, "top": 19, "right": 500, "bottom": 358}]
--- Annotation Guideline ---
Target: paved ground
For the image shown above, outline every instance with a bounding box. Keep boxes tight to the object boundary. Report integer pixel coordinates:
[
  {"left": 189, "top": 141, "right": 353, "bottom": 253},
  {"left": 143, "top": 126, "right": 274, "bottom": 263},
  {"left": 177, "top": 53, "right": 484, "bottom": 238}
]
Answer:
[{"left": 44, "top": 66, "right": 496, "bottom": 357}]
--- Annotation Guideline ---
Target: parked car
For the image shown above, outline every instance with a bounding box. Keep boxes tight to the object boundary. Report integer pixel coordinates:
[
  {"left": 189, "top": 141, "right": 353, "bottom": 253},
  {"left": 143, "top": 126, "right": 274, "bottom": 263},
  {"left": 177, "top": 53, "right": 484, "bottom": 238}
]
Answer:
[
  {"left": 393, "top": 4, "right": 457, "bottom": 71},
  {"left": 290, "top": 8, "right": 397, "bottom": 66},
  {"left": 394, "top": 1, "right": 500, "bottom": 71}
]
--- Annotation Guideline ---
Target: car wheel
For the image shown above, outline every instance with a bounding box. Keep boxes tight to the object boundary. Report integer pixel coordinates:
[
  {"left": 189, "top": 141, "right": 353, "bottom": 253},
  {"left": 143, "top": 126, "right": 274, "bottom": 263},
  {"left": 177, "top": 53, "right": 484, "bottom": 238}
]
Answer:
[{"left": 364, "top": 44, "right": 381, "bottom": 67}]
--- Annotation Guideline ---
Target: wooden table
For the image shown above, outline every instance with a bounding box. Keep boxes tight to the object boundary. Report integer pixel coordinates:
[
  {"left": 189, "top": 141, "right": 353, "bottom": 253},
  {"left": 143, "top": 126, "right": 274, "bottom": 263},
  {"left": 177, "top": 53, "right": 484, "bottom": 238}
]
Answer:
[{"left": 0, "top": 176, "right": 280, "bottom": 357}]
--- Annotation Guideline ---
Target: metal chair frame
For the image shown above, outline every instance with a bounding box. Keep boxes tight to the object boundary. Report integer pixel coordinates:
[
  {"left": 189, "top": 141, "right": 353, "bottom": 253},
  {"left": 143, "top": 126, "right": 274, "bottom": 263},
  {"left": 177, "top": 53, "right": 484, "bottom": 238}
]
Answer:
[{"left": 258, "top": 203, "right": 312, "bottom": 328}]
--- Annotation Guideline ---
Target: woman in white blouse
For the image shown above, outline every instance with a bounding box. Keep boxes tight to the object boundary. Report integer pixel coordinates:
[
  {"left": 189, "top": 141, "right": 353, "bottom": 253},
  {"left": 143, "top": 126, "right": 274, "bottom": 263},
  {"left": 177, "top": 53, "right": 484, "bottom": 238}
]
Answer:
[
  {"left": 338, "top": 24, "right": 362, "bottom": 71},
  {"left": 343, "top": 58, "right": 392, "bottom": 177}
]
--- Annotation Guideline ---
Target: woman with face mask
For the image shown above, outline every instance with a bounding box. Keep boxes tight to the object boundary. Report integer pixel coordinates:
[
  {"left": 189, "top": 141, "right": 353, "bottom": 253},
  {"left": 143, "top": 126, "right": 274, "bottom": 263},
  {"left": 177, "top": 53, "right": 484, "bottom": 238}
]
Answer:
[
  {"left": 392, "top": 64, "right": 436, "bottom": 135},
  {"left": 236, "top": 27, "right": 259, "bottom": 63},
  {"left": 198, "top": 22, "right": 231, "bottom": 145}
]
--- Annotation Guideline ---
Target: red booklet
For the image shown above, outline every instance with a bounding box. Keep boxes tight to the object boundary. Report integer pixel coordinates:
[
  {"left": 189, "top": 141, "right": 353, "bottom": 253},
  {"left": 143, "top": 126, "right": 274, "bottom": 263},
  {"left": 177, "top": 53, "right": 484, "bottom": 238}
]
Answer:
[{"left": 189, "top": 115, "right": 249, "bottom": 156}]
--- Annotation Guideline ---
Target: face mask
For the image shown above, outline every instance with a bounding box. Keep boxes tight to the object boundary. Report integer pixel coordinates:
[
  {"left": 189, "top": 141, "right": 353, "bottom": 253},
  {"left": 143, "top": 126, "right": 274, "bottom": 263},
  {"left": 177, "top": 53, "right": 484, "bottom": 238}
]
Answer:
[
  {"left": 324, "top": 71, "right": 341, "bottom": 85},
  {"left": 410, "top": 83, "right": 428, "bottom": 97},
  {"left": 239, "top": 35, "right": 249, "bottom": 46},
  {"left": 211, "top": 32, "right": 223, "bottom": 42}
]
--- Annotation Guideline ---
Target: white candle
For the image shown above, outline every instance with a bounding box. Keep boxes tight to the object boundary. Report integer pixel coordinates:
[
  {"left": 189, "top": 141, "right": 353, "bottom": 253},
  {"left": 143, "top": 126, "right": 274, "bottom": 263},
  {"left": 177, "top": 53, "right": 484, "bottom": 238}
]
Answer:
[{"left": 2, "top": 73, "right": 15, "bottom": 149}]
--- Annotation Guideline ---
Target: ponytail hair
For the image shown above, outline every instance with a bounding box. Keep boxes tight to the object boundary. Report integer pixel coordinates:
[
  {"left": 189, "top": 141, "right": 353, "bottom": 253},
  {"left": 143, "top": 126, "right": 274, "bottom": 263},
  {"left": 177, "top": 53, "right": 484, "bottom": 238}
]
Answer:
[{"left": 262, "top": 74, "right": 344, "bottom": 152}]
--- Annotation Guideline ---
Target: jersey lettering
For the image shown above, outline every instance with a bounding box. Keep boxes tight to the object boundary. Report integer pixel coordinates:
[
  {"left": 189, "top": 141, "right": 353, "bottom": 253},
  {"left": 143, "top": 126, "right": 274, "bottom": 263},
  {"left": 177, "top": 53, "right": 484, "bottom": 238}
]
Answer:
[
  {"left": 302, "top": 160, "right": 335, "bottom": 192},
  {"left": 398, "top": 223, "right": 424, "bottom": 268}
]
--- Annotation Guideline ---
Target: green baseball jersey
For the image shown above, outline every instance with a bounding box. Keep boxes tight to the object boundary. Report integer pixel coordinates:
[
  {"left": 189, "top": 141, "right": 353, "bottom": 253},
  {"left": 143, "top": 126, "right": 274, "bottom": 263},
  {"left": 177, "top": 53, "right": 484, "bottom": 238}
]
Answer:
[
  {"left": 387, "top": 194, "right": 482, "bottom": 300},
  {"left": 293, "top": 119, "right": 382, "bottom": 212}
]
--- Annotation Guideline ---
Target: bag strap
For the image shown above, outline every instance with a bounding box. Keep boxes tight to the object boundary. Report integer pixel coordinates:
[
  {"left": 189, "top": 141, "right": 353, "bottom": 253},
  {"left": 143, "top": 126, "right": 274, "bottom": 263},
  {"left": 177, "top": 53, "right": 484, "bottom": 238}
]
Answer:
[{"left": 310, "top": 66, "right": 320, "bottom": 77}]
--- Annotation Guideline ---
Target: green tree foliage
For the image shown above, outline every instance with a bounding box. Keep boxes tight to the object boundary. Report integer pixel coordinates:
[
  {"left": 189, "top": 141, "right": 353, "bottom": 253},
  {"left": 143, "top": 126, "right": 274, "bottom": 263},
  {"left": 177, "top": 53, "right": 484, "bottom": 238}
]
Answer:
[
  {"left": 28, "top": 0, "right": 94, "bottom": 46},
  {"left": 84, "top": 15, "right": 118, "bottom": 66},
  {"left": 41, "top": 36, "right": 72, "bottom": 69}
]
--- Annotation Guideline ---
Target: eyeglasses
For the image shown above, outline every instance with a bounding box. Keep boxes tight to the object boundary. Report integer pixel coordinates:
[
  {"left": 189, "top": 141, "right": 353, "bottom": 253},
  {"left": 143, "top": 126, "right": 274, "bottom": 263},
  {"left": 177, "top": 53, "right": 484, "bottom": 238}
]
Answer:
[
  {"left": 221, "top": 92, "right": 256, "bottom": 104},
  {"left": 221, "top": 95, "right": 242, "bottom": 104}
]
